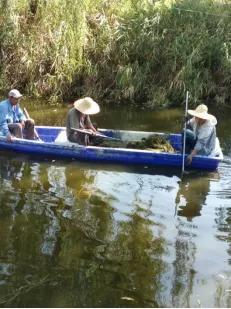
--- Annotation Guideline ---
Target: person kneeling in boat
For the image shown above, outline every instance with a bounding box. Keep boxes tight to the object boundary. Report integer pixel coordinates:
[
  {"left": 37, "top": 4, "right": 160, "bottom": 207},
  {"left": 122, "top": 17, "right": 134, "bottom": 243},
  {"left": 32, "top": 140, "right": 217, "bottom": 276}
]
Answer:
[
  {"left": 66, "top": 97, "right": 101, "bottom": 146},
  {"left": 185, "top": 104, "right": 222, "bottom": 164},
  {"left": 0, "top": 89, "right": 36, "bottom": 142}
]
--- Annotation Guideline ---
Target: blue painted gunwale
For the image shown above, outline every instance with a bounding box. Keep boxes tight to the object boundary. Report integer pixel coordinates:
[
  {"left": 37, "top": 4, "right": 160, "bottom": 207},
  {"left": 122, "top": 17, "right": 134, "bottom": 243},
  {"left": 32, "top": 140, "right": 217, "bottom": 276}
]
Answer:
[{"left": 0, "top": 126, "right": 222, "bottom": 171}]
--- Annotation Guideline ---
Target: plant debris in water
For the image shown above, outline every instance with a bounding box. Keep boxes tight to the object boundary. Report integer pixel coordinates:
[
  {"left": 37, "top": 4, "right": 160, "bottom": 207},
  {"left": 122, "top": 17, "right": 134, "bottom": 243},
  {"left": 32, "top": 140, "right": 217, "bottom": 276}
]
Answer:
[{"left": 100, "top": 135, "right": 175, "bottom": 153}]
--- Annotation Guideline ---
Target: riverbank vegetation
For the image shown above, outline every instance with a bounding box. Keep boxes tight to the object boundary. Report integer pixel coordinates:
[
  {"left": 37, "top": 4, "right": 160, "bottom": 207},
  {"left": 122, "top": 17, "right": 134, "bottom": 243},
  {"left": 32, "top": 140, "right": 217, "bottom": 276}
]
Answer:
[{"left": 0, "top": 0, "right": 230, "bottom": 107}]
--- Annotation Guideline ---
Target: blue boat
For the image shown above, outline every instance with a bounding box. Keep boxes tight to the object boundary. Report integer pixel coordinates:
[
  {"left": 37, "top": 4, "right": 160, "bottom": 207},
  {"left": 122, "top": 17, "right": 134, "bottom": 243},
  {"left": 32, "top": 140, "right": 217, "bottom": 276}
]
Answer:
[{"left": 0, "top": 126, "right": 223, "bottom": 171}]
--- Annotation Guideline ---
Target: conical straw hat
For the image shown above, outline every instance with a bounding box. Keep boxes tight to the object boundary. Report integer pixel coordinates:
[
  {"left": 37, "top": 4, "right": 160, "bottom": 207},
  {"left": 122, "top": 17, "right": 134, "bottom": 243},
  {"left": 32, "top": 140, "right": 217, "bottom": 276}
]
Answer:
[
  {"left": 188, "top": 104, "right": 216, "bottom": 124},
  {"left": 74, "top": 97, "right": 100, "bottom": 115}
]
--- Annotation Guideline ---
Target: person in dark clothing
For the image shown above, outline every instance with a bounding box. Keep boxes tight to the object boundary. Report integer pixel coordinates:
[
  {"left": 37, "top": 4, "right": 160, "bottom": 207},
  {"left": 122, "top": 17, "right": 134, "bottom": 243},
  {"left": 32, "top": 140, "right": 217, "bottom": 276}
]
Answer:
[{"left": 66, "top": 97, "right": 100, "bottom": 145}]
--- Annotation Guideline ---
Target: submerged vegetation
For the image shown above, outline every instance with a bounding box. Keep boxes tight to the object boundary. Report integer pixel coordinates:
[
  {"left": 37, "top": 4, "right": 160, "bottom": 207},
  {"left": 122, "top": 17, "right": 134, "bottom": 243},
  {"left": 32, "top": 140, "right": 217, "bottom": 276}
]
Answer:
[{"left": 0, "top": 0, "right": 230, "bottom": 107}]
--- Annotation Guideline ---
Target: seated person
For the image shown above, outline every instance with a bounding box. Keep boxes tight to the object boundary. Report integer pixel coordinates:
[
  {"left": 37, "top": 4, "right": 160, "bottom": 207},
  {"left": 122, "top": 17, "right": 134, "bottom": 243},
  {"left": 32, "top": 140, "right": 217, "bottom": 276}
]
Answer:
[
  {"left": 184, "top": 104, "right": 221, "bottom": 164},
  {"left": 0, "top": 89, "right": 36, "bottom": 142},
  {"left": 66, "top": 97, "right": 101, "bottom": 145}
]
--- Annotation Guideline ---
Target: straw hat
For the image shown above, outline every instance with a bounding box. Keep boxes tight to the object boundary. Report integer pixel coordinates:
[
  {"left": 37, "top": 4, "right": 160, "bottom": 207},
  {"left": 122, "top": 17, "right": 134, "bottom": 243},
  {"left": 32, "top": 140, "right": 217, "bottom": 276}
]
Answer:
[
  {"left": 188, "top": 104, "right": 216, "bottom": 123},
  {"left": 74, "top": 97, "right": 100, "bottom": 115}
]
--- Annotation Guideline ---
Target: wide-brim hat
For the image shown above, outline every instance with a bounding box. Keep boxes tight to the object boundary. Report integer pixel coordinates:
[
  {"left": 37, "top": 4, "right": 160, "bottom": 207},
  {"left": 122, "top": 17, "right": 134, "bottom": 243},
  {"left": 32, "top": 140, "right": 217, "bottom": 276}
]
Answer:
[
  {"left": 188, "top": 104, "right": 216, "bottom": 123},
  {"left": 74, "top": 97, "right": 100, "bottom": 115}
]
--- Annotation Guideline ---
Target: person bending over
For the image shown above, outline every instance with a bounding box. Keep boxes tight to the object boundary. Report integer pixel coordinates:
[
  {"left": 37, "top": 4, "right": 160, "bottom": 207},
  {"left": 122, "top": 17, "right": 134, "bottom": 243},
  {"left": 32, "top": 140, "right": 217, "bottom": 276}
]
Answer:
[
  {"left": 66, "top": 97, "right": 101, "bottom": 146},
  {"left": 184, "top": 104, "right": 221, "bottom": 164}
]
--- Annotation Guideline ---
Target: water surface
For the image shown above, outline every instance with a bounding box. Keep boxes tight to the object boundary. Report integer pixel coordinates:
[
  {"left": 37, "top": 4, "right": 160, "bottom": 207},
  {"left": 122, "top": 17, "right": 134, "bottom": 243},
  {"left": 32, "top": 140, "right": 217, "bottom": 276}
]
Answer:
[{"left": 0, "top": 102, "right": 231, "bottom": 307}]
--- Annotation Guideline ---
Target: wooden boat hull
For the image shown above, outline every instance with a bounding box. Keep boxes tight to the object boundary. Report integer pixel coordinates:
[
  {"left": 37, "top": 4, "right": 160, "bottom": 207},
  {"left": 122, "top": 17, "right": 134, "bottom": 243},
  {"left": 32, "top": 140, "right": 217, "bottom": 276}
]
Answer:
[{"left": 0, "top": 126, "right": 222, "bottom": 171}]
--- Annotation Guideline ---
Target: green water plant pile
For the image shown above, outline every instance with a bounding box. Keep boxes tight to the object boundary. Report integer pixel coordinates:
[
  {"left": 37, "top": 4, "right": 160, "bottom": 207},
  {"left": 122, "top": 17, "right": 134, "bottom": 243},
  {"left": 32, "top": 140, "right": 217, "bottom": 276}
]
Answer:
[
  {"left": 126, "top": 135, "right": 175, "bottom": 152},
  {"left": 0, "top": 0, "right": 230, "bottom": 107},
  {"left": 100, "top": 134, "right": 175, "bottom": 152}
]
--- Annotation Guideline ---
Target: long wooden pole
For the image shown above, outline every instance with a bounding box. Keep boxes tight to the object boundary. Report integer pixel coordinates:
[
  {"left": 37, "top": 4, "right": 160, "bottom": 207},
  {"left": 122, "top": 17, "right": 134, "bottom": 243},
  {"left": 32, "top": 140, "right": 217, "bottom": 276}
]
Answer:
[
  {"left": 181, "top": 91, "right": 189, "bottom": 177},
  {"left": 23, "top": 107, "right": 41, "bottom": 141},
  {"left": 71, "top": 127, "right": 121, "bottom": 141},
  {"left": 175, "top": 91, "right": 189, "bottom": 217}
]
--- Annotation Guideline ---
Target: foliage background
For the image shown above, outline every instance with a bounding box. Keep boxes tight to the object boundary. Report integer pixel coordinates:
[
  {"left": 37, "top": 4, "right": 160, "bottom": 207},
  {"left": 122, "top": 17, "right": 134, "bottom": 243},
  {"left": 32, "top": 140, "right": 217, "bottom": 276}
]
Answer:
[{"left": 0, "top": 0, "right": 230, "bottom": 107}]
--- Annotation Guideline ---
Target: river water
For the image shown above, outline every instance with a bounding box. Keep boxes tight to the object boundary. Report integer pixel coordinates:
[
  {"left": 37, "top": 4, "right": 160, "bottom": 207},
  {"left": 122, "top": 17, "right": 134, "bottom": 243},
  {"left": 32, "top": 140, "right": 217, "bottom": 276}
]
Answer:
[{"left": 0, "top": 102, "right": 230, "bottom": 307}]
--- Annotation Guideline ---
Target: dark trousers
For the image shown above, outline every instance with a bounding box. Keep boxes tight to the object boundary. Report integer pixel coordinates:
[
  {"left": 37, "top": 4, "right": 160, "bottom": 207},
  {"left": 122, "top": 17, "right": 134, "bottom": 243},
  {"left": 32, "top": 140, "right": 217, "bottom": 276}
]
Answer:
[
  {"left": 68, "top": 132, "right": 102, "bottom": 146},
  {"left": 182, "top": 129, "right": 197, "bottom": 154},
  {"left": 8, "top": 119, "right": 35, "bottom": 140}
]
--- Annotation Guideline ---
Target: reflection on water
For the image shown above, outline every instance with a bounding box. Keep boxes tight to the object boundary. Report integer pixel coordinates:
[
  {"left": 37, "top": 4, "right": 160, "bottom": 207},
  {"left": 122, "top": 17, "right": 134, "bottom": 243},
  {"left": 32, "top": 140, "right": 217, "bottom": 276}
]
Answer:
[
  {"left": 175, "top": 172, "right": 220, "bottom": 221},
  {"left": 0, "top": 103, "right": 231, "bottom": 307},
  {"left": 0, "top": 153, "right": 231, "bottom": 307},
  {"left": 0, "top": 155, "right": 168, "bottom": 307}
]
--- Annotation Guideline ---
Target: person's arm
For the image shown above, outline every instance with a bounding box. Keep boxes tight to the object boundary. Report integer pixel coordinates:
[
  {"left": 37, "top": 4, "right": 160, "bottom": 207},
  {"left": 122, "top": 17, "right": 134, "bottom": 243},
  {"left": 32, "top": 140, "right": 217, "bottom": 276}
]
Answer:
[
  {"left": 186, "top": 118, "right": 194, "bottom": 130},
  {"left": 0, "top": 103, "right": 13, "bottom": 141},
  {"left": 0, "top": 119, "right": 11, "bottom": 137},
  {"left": 17, "top": 105, "right": 26, "bottom": 121},
  {"left": 85, "top": 115, "right": 97, "bottom": 133},
  {"left": 187, "top": 148, "right": 198, "bottom": 164},
  {"left": 187, "top": 123, "right": 214, "bottom": 164},
  {"left": 194, "top": 124, "right": 214, "bottom": 153},
  {"left": 17, "top": 105, "right": 26, "bottom": 128},
  {"left": 68, "top": 109, "right": 80, "bottom": 129}
]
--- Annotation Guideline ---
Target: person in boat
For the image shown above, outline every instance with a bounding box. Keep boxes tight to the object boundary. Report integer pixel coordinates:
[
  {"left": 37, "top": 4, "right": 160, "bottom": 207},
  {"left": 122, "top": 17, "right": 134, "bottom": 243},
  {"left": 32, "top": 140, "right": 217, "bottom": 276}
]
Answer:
[
  {"left": 185, "top": 104, "right": 221, "bottom": 164},
  {"left": 0, "top": 89, "right": 36, "bottom": 142},
  {"left": 66, "top": 97, "right": 101, "bottom": 145}
]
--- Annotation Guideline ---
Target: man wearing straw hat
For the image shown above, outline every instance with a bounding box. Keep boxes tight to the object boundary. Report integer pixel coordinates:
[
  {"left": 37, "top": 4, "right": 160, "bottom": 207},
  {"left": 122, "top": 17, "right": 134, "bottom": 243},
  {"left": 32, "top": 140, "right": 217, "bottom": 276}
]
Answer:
[
  {"left": 185, "top": 104, "right": 221, "bottom": 164},
  {"left": 66, "top": 97, "right": 100, "bottom": 145}
]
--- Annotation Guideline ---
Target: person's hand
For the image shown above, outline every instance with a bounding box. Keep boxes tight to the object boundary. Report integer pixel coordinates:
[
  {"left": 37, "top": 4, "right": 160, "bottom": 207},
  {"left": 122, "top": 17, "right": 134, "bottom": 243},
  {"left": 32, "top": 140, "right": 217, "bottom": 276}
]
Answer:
[
  {"left": 20, "top": 121, "right": 25, "bottom": 129},
  {"left": 6, "top": 133, "right": 13, "bottom": 143},
  {"left": 187, "top": 153, "right": 193, "bottom": 165},
  {"left": 87, "top": 129, "right": 95, "bottom": 135}
]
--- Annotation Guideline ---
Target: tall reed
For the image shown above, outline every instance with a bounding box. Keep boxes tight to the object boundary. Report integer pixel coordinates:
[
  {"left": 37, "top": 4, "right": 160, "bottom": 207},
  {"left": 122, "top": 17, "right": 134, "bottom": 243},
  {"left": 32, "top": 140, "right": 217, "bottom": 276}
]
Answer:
[{"left": 0, "top": 0, "right": 230, "bottom": 107}]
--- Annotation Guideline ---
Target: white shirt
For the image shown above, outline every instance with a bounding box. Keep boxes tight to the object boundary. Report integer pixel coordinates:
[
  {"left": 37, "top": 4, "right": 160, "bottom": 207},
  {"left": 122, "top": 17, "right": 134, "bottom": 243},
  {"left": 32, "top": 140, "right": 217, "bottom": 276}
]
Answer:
[{"left": 188, "top": 116, "right": 217, "bottom": 156}]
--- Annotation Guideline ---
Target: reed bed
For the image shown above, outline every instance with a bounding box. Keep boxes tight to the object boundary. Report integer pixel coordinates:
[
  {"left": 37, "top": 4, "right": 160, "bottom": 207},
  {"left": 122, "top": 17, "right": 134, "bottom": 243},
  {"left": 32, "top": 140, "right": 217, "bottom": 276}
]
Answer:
[{"left": 0, "top": 0, "right": 230, "bottom": 107}]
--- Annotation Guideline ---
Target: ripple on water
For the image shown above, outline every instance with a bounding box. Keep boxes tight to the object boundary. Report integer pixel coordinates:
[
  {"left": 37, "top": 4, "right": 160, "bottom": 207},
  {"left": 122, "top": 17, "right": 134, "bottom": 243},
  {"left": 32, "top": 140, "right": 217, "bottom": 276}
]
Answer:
[{"left": 209, "top": 160, "right": 231, "bottom": 199}]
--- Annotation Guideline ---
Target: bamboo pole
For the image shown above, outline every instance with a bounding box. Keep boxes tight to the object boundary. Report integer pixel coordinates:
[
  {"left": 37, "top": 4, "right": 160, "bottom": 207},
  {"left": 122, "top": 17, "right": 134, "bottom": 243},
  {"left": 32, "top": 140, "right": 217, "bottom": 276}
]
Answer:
[{"left": 181, "top": 91, "right": 189, "bottom": 177}]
